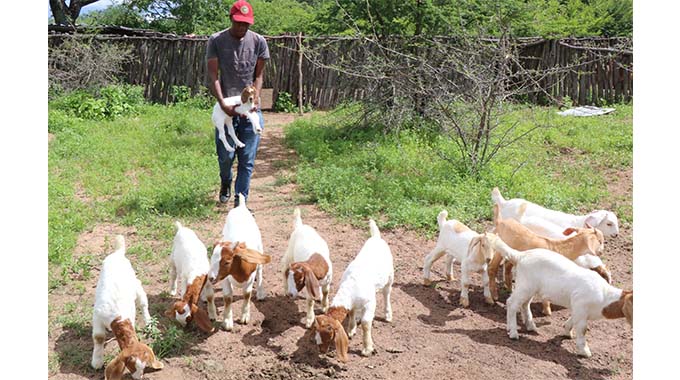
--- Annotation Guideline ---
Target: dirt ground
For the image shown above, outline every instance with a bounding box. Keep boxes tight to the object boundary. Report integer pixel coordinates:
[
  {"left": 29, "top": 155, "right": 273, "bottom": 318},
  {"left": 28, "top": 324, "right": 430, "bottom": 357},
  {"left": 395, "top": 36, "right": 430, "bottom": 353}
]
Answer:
[{"left": 48, "top": 112, "right": 633, "bottom": 380}]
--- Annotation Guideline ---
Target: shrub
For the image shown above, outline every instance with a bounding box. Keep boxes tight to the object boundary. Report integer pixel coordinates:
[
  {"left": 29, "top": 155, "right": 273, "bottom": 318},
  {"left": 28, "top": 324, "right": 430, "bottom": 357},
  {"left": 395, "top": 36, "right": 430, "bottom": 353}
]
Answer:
[
  {"left": 273, "top": 91, "right": 297, "bottom": 113},
  {"left": 52, "top": 84, "right": 145, "bottom": 120}
]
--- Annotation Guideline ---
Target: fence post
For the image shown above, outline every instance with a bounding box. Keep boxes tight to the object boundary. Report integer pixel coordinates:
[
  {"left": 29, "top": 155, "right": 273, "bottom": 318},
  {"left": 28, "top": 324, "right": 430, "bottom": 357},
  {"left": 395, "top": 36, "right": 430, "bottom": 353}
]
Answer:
[{"left": 297, "top": 32, "right": 304, "bottom": 115}]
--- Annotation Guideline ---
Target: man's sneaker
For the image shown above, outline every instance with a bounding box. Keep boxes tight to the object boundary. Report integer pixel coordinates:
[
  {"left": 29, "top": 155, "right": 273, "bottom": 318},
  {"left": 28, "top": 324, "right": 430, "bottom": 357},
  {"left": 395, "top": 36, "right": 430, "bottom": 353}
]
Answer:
[{"left": 219, "top": 184, "right": 231, "bottom": 203}]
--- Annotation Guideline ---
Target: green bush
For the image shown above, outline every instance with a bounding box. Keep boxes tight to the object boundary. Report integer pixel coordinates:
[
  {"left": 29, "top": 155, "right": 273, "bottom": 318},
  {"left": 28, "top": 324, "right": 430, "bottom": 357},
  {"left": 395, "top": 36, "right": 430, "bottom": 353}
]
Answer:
[
  {"left": 171, "top": 85, "right": 214, "bottom": 110},
  {"left": 273, "top": 91, "right": 297, "bottom": 113},
  {"left": 52, "top": 84, "right": 145, "bottom": 120}
]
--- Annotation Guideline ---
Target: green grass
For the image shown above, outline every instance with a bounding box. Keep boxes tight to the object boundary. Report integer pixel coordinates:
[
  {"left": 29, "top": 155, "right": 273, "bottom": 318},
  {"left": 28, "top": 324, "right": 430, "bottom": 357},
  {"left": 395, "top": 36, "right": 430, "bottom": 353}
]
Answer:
[
  {"left": 284, "top": 103, "right": 632, "bottom": 235},
  {"left": 49, "top": 102, "right": 220, "bottom": 287}
]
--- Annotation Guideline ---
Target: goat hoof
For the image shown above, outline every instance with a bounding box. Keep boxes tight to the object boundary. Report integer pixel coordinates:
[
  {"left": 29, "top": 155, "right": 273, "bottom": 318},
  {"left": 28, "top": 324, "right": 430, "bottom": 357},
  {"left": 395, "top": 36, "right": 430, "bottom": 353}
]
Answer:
[
  {"left": 361, "top": 348, "right": 374, "bottom": 357},
  {"left": 385, "top": 314, "right": 393, "bottom": 323},
  {"left": 578, "top": 347, "right": 592, "bottom": 358},
  {"left": 91, "top": 358, "right": 104, "bottom": 370},
  {"left": 423, "top": 278, "right": 432, "bottom": 286},
  {"left": 446, "top": 274, "right": 455, "bottom": 281},
  {"left": 223, "top": 321, "right": 234, "bottom": 331},
  {"left": 460, "top": 298, "right": 470, "bottom": 308},
  {"left": 484, "top": 296, "right": 494, "bottom": 305},
  {"left": 508, "top": 331, "right": 519, "bottom": 340},
  {"left": 526, "top": 322, "right": 537, "bottom": 332}
]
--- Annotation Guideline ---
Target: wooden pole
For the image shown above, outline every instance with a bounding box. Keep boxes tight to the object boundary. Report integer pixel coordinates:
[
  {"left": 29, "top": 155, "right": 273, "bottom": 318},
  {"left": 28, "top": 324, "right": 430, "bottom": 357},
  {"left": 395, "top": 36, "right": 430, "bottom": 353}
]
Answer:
[{"left": 297, "top": 32, "right": 304, "bottom": 115}]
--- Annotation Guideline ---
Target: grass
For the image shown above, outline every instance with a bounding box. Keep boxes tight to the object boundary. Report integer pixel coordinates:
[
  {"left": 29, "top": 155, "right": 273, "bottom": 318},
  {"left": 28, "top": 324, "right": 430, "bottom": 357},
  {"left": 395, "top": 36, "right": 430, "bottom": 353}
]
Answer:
[
  {"left": 49, "top": 102, "right": 220, "bottom": 287},
  {"left": 284, "top": 103, "right": 632, "bottom": 235}
]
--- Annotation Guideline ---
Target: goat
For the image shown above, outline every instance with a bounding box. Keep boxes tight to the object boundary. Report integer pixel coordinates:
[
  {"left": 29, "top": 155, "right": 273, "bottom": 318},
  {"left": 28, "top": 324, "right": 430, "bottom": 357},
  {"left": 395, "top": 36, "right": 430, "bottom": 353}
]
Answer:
[
  {"left": 280, "top": 208, "right": 333, "bottom": 328},
  {"left": 313, "top": 220, "right": 393, "bottom": 361},
  {"left": 211, "top": 85, "right": 263, "bottom": 152},
  {"left": 210, "top": 194, "right": 271, "bottom": 331},
  {"left": 488, "top": 233, "right": 632, "bottom": 357},
  {"left": 489, "top": 204, "right": 605, "bottom": 315},
  {"left": 165, "top": 222, "right": 216, "bottom": 333},
  {"left": 422, "top": 210, "right": 496, "bottom": 307},
  {"left": 491, "top": 187, "right": 619, "bottom": 238},
  {"left": 91, "top": 235, "right": 164, "bottom": 379}
]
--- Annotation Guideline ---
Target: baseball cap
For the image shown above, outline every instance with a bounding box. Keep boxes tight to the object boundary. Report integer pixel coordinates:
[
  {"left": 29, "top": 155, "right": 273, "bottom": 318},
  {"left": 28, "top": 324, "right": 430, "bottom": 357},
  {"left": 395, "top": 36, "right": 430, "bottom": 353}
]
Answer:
[{"left": 230, "top": 0, "right": 254, "bottom": 25}]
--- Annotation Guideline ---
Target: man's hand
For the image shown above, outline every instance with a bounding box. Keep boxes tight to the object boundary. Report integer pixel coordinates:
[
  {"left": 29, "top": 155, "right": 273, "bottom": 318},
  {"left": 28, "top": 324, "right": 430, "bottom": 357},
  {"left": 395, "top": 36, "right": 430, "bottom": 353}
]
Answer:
[{"left": 220, "top": 103, "right": 239, "bottom": 118}]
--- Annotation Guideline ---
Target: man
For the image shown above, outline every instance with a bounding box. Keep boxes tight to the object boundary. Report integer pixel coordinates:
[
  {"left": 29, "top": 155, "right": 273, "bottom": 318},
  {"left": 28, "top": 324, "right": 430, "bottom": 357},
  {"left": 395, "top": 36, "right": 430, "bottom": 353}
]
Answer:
[{"left": 206, "top": 0, "right": 270, "bottom": 207}]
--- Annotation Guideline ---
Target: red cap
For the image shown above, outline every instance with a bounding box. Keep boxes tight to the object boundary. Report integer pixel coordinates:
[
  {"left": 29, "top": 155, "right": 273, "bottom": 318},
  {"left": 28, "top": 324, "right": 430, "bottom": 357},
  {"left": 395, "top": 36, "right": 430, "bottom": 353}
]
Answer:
[{"left": 230, "top": 1, "right": 254, "bottom": 25}]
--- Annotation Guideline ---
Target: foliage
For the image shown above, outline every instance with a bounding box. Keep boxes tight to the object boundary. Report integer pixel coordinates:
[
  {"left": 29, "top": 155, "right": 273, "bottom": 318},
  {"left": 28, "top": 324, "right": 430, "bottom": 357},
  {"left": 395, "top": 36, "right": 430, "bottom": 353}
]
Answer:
[
  {"left": 273, "top": 92, "right": 297, "bottom": 113},
  {"left": 284, "top": 103, "right": 632, "bottom": 233},
  {"left": 170, "top": 85, "right": 215, "bottom": 109},
  {"left": 49, "top": 37, "right": 133, "bottom": 95},
  {"left": 50, "top": 84, "right": 145, "bottom": 120},
  {"left": 79, "top": 4, "right": 148, "bottom": 28},
  {"left": 74, "top": 0, "right": 632, "bottom": 37},
  {"left": 141, "top": 317, "right": 191, "bottom": 359}
]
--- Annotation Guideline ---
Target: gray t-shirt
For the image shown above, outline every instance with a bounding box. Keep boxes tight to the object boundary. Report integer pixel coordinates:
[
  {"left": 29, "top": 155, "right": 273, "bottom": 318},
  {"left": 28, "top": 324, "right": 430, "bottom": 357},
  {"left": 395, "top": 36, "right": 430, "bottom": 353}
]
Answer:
[{"left": 206, "top": 29, "right": 270, "bottom": 98}]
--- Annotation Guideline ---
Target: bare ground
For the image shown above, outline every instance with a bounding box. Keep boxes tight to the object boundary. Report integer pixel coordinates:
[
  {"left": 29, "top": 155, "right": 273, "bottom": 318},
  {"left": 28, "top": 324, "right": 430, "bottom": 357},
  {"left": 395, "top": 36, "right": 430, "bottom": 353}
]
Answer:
[{"left": 48, "top": 112, "right": 633, "bottom": 380}]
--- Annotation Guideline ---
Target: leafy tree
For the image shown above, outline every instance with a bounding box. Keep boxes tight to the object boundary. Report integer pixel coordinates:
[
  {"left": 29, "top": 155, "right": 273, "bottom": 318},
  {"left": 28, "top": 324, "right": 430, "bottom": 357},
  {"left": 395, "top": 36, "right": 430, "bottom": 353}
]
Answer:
[{"left": 79, "top": 4, "right": 148, "bottom": 28}]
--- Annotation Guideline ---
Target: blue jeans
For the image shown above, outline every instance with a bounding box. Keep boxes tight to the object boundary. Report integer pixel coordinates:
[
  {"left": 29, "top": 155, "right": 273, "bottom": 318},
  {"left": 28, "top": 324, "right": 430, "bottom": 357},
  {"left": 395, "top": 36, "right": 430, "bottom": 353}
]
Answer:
[{"left": 215, "top": 110, "right": 264, "bottom": 202}]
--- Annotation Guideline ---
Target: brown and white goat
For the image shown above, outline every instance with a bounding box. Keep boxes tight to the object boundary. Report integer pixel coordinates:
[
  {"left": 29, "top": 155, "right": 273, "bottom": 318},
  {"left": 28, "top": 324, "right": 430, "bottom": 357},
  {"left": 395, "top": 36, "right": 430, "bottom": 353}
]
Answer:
[
  {"left": 91, "top": 235, "right": 163, "bottom": 379},
  {"left": 209, "top": 241, "right": 272, "bottom": 330},
  {"left": 488, "top": 204, "right": 606, "bottom": 315},
  {"left": 165, "top": 222, "right": 215, "bottom": 333},
  {"left": 281, "top": 208, "right": 333, "bottom": 327}
]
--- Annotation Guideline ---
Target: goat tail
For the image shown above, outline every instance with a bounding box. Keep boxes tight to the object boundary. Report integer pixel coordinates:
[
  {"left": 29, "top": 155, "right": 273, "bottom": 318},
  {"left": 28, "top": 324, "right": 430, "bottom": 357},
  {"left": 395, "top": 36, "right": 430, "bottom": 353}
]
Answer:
[
  {"left": 437, "top": 210, "right": 448, "bottom": 230},
  {"left": 294, "top": 208, "right": 303, "bottom": 229},
  {"left": 369, "top": 219, "right": 381, "bottom": 238},
  {"left": 113, "top": 235, "right": 126, "bottom": 253},
  {"left": 491, "top": 187, "right": 505, "bottom": 205},
  {"left": 237, "top": 193, "right": 246, "bottom": 208},
  {"left": 174, "top": 221, "right": 183, "bottom": 230},
  {"left": 493, "top": 204, "right": 502, "bottom": 226}
]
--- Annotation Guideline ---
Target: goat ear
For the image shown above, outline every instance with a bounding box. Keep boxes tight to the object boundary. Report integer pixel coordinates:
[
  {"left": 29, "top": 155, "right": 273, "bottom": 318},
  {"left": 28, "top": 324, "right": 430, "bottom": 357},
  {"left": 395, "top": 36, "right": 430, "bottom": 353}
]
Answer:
[
  {"left": 304, "top": 266, "right": 322, "bottom": 301},
  {"left": 236, "top": 248, "right": 272, "bottom": 265},
  {"left": 104, "top": 352, "right": 127, "bottom": 380},
  {"left": 330, "top": 319, "right": 349, "bottom": 362},
  {"left": 562, "top": 227, "right": 577, "bottom": 236},
  {"left": 190, "top": 304, "right": 215, "bottom": 333},
  {"left": 164, "top": 306, "right": 176, "bottom": 319},
  {"left": 585, "top": 211, "right": 606, "bottom": 228},
  {"left": 466, "top": 237, "right": 481, "bottom": 258},
  {"left": 622, "top": 293, "right": 633, "bottom": 326},
  {"left": 586, "top": 236, "right": 602, "bottom": 256}
]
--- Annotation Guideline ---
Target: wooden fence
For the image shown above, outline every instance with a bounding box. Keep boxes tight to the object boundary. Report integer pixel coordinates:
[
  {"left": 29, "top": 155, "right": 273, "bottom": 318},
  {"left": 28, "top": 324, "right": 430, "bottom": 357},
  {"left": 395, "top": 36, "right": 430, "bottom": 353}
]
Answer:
[{"left": 48, "top": 28, "right": 632, "bottom": 108}]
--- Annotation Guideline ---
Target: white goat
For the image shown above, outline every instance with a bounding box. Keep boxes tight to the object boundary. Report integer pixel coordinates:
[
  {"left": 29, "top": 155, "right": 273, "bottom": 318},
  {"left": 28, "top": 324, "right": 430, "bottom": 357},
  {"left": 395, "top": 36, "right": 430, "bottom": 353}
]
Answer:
[
  {"left": 210, "top": 193, "right": 270, "bottom": 331},
  {"left": 519, "top": 214, "right": 612, "bottom": 284},
  {"left": 165, "top": 221, "right": 216, "bottom": 334},
  {"left": 491, "top": 187, "right": 620, "bottom": 238},
  {"left": 314, "top": 220, "right": 394, "bottom": 362},
  {"left": 280, "top": 208, "right": 333, "bottom": 328},
  {"left": 91, "top": 235, "right": 164, "bottom": 379},
  {"left": 422, "top": 210, "right": 496, "bottom": 307},
  {"left": 488, "top": 234, "right": 632, "bottom": 358},
  {"left": 211, "top": 85, "right": 262, "bottom": 152}
]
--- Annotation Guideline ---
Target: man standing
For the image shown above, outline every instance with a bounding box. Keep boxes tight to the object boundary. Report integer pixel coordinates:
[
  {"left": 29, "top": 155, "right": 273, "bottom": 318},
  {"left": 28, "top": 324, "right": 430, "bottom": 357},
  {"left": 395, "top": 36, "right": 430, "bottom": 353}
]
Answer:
[{"left": 206, "top": 0, "right": 270, "bottom": 207}]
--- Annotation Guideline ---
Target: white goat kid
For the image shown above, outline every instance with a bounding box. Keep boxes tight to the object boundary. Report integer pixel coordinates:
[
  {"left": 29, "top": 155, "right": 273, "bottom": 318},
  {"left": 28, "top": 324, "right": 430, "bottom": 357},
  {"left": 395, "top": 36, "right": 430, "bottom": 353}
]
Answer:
[
  {"left": 488, "top": 234, "right": 632, "bottom": 358},
  {"left": 313, "top": 220, "right": 394, "bottom": 361},
  {"left": 210, "top": 193, "right": 268, "bottom": 331},
  {"left": 422, "top": 210, "right": 496, "bottom": 307},
  {"left": 281, "top": 208, "right": 333, "bottom": 328},
  {"left": 91, "top": 235, "right": 164, "bottom": 379},
  {"left": 211, "top": 85, "right": 262, "bottom": 152},
  {"left": 491, "top": 187, "right": 620, "bottom": 238}
]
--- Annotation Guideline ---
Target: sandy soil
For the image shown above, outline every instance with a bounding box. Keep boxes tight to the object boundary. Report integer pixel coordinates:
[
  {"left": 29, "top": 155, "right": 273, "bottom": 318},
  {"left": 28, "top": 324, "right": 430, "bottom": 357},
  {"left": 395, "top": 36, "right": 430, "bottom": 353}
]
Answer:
[{"left": 48, "top": 112, "right": 632, "bottom": 380}]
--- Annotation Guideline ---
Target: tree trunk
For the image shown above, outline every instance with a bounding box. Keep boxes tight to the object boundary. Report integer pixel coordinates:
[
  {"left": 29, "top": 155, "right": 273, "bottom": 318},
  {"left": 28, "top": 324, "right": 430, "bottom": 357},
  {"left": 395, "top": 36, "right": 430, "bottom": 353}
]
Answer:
[{"left": 49, "top": 0, "right": 71, "bottom": 25}]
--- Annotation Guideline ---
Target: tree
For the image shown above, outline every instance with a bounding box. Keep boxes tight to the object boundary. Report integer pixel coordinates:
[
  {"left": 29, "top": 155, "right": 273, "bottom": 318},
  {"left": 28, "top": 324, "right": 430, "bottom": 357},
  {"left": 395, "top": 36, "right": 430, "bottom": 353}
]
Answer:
[{"left": 49, "top": 0, "right": 103, "bottom": 25}]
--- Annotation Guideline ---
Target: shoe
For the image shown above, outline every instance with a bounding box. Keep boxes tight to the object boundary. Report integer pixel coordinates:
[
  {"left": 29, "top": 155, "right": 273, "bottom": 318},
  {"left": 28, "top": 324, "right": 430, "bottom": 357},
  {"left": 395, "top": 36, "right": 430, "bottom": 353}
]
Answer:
[{"left": 219, "top": 184, "right": 231, "bottom": 203}]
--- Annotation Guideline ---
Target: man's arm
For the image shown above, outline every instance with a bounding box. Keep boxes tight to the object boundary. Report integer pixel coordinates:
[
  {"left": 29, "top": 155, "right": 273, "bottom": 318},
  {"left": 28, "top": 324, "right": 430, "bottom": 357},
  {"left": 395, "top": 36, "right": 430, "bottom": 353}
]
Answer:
[
  {"left": 252, "top": 58, "right": 266, "bottom": 111},
  {"left": 207, "top": 57, "right": 239, "bottom": 117}
]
